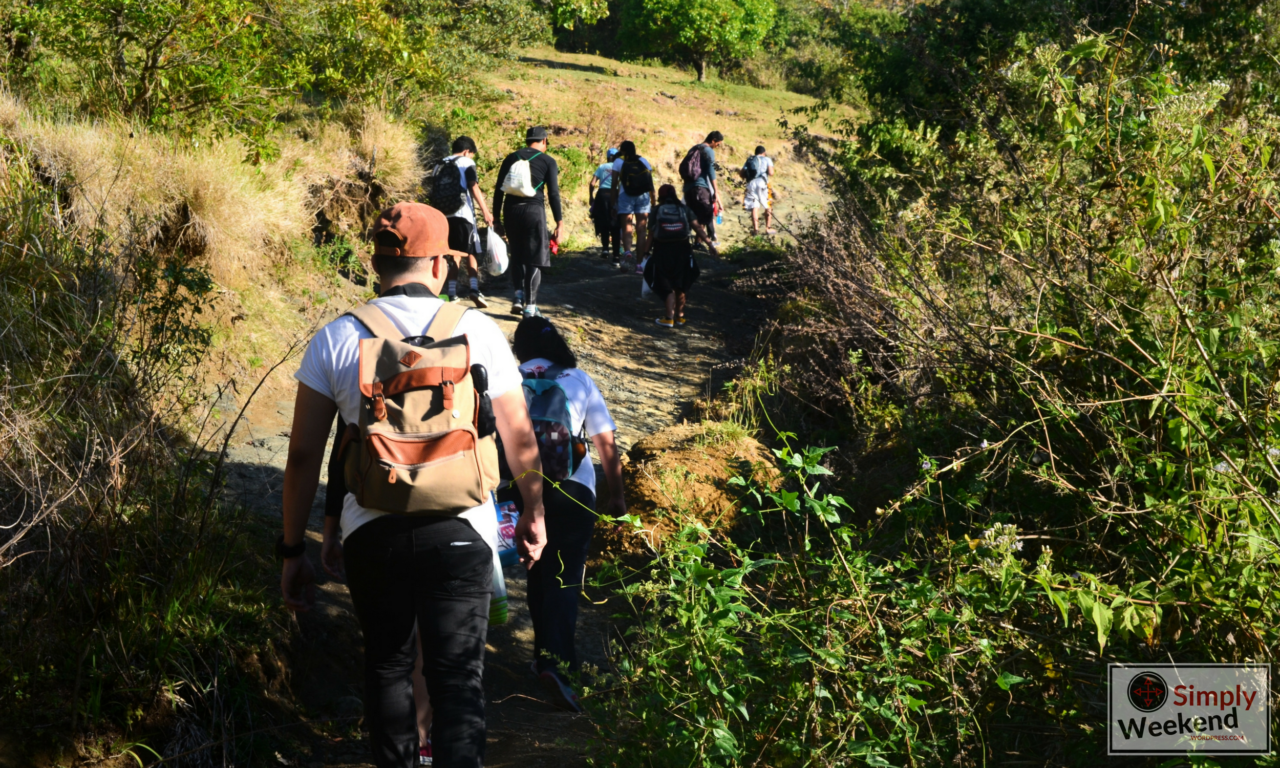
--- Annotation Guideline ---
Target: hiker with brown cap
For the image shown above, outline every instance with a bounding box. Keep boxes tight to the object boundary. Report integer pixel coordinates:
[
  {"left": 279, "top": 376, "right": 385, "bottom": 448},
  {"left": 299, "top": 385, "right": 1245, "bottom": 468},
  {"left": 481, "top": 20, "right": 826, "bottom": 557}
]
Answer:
[
  {"left": 493, "top": 126, "right": 563, "bottom": 318},
  {"left": 279, "top": 201, "right": 548, "bottom": 768}
]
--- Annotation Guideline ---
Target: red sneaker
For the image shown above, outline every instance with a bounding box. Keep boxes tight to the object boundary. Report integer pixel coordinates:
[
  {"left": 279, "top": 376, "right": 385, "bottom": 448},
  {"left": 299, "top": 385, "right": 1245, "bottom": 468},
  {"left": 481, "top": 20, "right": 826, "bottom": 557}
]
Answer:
[{"left": 419, "top": 740, "right": 433, "bottom": 766}]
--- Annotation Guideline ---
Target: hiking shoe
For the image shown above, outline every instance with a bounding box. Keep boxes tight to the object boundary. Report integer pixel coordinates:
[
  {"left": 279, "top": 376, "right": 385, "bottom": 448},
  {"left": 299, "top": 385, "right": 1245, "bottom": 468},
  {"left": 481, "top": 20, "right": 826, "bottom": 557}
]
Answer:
[
  {"left": 419, "top": 741, "right": 433, "bottom": 766},
  {"left": 766, "top": 228, "right": 778, "bottom": 235},
  {"left": 676, "top": 316, "right": 687, "bottom": 326},
  {"left": 523, "top": 305, "right": 542, "bottom": 318},
  {"left": 470, "top": 291, "right": 489, "bottom": 309},
  {"left": 655, "top": 317, "right": 675, "bottom": 328},
  {"left": 539, "top": 671, "right": 584, "bottom": 713},
  {"left": 634, "top": 262, "right": 645, "bottom": 275},
  {"left": 510, "top": 301, "right": 524, "bottom": 315}
]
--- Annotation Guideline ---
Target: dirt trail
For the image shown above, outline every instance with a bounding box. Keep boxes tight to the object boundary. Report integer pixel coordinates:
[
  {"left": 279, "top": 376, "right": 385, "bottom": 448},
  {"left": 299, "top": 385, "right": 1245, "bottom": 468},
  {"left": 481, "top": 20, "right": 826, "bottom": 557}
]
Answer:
[{"left": 217, "top": 248, "right": 768, "bottom": 766}]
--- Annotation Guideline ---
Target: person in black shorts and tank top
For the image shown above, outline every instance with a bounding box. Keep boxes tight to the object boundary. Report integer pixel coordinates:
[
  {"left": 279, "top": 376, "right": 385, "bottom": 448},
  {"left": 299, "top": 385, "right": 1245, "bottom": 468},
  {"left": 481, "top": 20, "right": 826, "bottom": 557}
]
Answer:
[{"left": 493, "top": 126, "right": 563, "bottom": 318}]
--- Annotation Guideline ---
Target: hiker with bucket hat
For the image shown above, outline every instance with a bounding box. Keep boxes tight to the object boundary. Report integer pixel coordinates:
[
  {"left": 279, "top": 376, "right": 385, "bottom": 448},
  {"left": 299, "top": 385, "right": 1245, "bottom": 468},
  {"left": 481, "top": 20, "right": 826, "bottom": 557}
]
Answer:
[
  {"left": 280, "top": 201, "right": 548, "bottom": 768},
  {"left": 494, "top": 126, "right": 563, "bottom": 318}
]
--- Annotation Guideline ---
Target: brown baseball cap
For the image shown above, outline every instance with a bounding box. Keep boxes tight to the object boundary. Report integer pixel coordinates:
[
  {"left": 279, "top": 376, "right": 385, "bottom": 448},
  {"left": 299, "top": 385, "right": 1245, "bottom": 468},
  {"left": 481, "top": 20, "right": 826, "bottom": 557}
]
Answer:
[{"left": 370, "top": 202, "right": 469, "bottom": 259}]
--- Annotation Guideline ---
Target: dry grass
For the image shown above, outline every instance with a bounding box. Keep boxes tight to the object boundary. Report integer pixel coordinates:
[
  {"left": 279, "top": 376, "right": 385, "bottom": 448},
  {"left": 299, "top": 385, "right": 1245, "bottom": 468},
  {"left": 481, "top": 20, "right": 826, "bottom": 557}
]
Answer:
[{"left": 0, "top": 93, "right": 421, "bottom": 287}]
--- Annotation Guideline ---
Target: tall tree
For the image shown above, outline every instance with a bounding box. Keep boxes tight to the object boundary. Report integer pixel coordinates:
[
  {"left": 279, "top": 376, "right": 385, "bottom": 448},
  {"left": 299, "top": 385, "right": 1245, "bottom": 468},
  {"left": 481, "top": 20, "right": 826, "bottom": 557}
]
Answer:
[{"left": 620, "top": 0, "right": 775, "bottom": 81}]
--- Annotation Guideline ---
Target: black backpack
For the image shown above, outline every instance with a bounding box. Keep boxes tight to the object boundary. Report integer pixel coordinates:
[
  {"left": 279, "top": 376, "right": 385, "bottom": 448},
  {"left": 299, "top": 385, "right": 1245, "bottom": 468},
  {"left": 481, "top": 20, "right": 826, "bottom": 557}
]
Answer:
[
  {"left": 741, "top": 155, "right": 764, "bottom": 181},
  {"left": 654, "top": 202, "right": 692, "bottom": 242},
  {"left": 619, "top": 157, "right": 653, "bottom": 197},
  {"left": 428, "top": 157, "right": 466, "bottom": 214}
]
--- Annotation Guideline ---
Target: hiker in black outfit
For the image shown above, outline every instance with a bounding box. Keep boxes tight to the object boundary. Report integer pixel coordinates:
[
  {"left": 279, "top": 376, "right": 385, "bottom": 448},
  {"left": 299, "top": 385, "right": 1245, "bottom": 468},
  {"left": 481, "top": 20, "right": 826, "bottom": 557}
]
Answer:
[
  {"left": 493, "top": 126, "right": 562, "bottom": 318},
  {"left": 642, "top": 184, "right": 707, "bottom": 328},
  {"left": 588, "top": 147, "right": 621, "bottom": 262}
]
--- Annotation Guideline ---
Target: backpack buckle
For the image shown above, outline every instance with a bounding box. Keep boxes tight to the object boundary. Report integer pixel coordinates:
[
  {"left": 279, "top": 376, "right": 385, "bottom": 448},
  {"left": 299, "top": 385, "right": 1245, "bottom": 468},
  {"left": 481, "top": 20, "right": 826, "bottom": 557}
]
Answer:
[
  {"left": 441, "top": 380, "right": 455, "bottom": 410},
  {"left": 372, "top": 393, "right": 388, "bottom": 421}
]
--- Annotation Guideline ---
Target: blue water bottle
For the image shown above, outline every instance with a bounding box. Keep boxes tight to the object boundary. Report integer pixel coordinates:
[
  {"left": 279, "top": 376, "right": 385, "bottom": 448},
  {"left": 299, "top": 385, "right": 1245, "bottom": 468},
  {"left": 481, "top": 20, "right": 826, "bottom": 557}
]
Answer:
[{"left": 715, "top": 212, "right": 723, "bottom": 225}]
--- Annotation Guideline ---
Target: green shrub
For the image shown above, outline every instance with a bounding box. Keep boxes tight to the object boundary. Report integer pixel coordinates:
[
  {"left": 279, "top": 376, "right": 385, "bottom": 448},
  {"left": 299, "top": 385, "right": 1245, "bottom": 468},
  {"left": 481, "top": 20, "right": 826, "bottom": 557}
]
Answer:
[
  {"left": 0, "top": 135, "right": 281, "bottom": 762},
  {"left": 599, "top": 27, "right": 1280, "bottom": 766}
]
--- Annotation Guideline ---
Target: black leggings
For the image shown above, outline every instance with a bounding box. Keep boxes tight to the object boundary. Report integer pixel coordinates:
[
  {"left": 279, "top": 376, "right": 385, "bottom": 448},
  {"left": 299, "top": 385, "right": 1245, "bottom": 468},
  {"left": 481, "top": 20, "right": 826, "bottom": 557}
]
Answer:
[
  {"left": 525, "top": 480, "right": 597, "bottom": 674},
  {"left": 510, "top": 262, "right": 541, "bottom": 306},
  {"left": 344, "top": 515, "right": 493, "bottom": 768}
]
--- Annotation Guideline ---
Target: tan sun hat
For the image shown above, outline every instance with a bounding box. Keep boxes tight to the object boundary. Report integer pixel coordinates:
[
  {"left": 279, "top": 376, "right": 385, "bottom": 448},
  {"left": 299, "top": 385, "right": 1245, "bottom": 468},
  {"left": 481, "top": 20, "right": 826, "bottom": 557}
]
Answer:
[{"left": 371, "top": 202, "right": 469, "bottom": 259}]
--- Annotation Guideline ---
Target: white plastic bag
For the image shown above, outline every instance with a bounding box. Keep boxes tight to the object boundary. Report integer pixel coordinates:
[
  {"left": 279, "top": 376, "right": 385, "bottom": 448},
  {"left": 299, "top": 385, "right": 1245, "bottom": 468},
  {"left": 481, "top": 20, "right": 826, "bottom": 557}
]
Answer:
[
  {"left": 484, "top": 227, "right": 509, "bottom": 276},
  {"left": 500, "top": 152, "right": 544, "bottom": 197},
  {"left": 640, "top": 256, "right": 654, "bottom": 299},
  {"left": 470, "top": 494, "right": 509, "bottom": 625}
]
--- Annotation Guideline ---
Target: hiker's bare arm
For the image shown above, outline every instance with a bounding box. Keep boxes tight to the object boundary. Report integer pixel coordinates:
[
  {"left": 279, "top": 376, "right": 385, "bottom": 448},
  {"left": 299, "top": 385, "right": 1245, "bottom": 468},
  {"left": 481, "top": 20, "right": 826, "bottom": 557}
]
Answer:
[
  {"left": 280, "top": 383, "right": 338, "bottom": 611},
  {"left": 592, "top": 430, "right": 626, "bottom": 518},
  {"left": 491, "top": 389, "right": 547, "bottom": 567},
  {"left": 469, "top": 182, "right": 494, "bottom": 226}
]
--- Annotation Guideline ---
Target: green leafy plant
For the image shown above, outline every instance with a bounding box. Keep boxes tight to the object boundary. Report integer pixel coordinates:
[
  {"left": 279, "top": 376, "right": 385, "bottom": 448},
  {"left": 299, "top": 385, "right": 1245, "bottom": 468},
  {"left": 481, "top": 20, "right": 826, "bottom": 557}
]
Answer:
[{"left": 618, "top": 0, "right": 776, "bottom": 81}]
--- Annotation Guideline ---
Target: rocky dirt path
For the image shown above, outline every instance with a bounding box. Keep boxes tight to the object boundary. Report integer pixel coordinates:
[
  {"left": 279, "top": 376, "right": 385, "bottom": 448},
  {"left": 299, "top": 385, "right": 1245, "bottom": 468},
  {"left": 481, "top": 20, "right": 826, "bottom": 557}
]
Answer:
[{"left": 217, "top": 248, "right": 768, "bottom": 766}]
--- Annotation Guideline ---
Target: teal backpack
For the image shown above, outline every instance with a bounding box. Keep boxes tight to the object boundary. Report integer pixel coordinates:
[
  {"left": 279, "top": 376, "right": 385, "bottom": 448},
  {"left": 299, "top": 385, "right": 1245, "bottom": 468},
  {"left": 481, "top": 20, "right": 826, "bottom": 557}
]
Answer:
[{"left": 522, "top": 366, "right": 586, "bottom": 481}]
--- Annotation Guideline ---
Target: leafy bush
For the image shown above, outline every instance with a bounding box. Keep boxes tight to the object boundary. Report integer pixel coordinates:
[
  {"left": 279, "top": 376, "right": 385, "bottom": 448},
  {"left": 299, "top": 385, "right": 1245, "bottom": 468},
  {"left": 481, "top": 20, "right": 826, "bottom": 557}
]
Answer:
[
  {"left": 0, "top": 135, "right": 281, "bottom": 762},
  {"left": 618, "top": 0, "right": 776, "bottom": 81},
  {"left": 3, "top": 0, "right": 551, "bottom": 144},
  {"left": 598, "top": 26, "right": 1280, "bottom": 767}
]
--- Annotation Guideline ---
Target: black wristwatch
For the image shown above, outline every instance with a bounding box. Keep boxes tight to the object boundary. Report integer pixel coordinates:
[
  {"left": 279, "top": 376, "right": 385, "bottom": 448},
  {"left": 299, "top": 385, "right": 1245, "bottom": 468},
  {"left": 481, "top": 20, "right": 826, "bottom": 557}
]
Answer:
[{"left": 276, "top": 535, "right": 306, "bottom": 560}]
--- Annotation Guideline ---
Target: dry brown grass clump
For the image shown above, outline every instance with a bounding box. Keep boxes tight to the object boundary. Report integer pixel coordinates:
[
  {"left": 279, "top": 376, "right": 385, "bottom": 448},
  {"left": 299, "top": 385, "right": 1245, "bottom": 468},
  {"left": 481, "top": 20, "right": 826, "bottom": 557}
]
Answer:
[
  {"left": 593, "top": 422, "right": 777, "bottom": 560},
  {"left": 0, "top": 93, "right": 421, "bottom": 286}
]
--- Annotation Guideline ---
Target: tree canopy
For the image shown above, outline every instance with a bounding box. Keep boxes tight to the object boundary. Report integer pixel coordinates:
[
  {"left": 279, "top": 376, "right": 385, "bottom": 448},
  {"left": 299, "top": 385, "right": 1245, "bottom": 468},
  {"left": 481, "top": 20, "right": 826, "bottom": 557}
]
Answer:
[{"left": 619, "top": 0, "right": 776, "bottom": 80}]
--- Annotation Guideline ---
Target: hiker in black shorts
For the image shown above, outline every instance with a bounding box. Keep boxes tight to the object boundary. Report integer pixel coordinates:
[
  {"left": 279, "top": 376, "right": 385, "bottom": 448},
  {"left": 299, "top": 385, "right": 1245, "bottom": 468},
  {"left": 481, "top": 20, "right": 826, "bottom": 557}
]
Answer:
[
  {"left": 680, "top": 131, "right": 723, "bottom": 251},
  {"left": 642, "top": 184, "right": 706, "bottom": 328},
  {"left": 432, "top": 136, "right": 493, "bottom": 307},
  {"left": 494, "top": 126, "right": 562, "bottom": 318}
]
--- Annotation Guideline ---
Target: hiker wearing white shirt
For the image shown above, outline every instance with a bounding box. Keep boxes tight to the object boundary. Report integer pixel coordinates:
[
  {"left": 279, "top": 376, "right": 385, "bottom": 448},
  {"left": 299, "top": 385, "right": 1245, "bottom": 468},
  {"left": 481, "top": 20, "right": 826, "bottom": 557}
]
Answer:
[
  {"left": 511, "top": 316, "right": 625, "bottom": 713},
  {"left": 742, "top": 145, "right": 776, "bottom": 236},
  {"left": 280, "top": 202, "right": 547, "bottom": 768},
  {"left": 610, "top": 140, "right": 656, "bottom": 272},
  {"left": 440, "top": 138, "right": 499, "bottom": 305}
]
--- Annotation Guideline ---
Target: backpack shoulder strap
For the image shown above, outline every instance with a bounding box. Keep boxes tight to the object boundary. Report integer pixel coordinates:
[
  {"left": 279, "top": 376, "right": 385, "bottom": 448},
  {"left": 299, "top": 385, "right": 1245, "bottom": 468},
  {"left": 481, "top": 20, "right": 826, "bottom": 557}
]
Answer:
[
  {"left": 426, "top": 301, "right": 469, "bottom": 340},
  {"left": 347, "top": 303, "right": 401, "bottom": 340}
]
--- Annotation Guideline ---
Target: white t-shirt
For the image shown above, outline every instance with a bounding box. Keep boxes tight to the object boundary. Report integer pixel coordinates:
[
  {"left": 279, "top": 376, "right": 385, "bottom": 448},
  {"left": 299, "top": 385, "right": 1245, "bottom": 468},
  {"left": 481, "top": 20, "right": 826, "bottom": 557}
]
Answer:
[
  {"left": 445, "top": 155, "right": 480, "bottom": 224},
  {"left": 295, "top": 295, "right": 523, "bottom": 542},
  {"left": 518, "top": 358, "right": 617, "bottom": 495},
  {"left": 612, "top": 156, "right": 654, "bottom": 197}
]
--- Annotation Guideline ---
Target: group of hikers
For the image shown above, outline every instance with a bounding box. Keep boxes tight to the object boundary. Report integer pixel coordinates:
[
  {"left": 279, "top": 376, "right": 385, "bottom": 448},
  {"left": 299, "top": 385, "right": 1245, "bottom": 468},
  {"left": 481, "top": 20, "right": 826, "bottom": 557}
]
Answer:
[
  {"left": 276, "top": 126, "right": 778, "bottom": 768},
  {"left": 426, "top": 125, "right": 777, "bottom": 326}
]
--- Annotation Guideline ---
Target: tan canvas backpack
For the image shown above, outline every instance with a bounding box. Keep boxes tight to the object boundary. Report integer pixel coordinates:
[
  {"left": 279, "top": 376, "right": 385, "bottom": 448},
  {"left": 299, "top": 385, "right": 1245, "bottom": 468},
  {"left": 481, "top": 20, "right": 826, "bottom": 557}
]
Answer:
[{"left": 339, "top": 301, "right": 501, "bottom": 514}]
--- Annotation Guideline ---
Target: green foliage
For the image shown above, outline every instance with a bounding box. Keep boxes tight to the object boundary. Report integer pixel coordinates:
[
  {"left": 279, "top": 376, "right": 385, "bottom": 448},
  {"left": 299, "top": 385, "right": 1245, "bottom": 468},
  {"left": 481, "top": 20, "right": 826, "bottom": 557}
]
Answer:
[
  {"left": 618, "top": 0, "right": 776, "bottom": 80},
  {"left": 0, "top": 137, "right": 279, "bottom": 760},
  {"left": 3, "top": 0, "right": 550, "bottom": 143},
  {"left": 10, "top": 0, "right": 287, "bottom": 140},
  {"left": 605, "top": 20, "right": 1280, "bottom": 766},
  {"left": 846, "top": 0, "right": 1280, "bottom": 128}
]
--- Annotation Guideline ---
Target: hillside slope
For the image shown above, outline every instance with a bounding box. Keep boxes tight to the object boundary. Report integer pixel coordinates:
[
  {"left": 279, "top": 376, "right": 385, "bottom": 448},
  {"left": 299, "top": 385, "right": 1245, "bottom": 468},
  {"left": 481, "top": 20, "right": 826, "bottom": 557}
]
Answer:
[{"left": 466, "top": 47, "right": 845, "bottom": 250}]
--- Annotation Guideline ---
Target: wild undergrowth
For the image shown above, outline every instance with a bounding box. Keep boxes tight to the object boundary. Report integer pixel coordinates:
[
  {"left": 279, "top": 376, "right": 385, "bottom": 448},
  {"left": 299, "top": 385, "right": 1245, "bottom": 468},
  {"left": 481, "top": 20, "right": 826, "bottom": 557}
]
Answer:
[
  {"left": 0, "top": 136, "right": 287, "bottom": 764},
  {"left": 591, "top": 26, "right": 1280, "bottom": 768}
]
